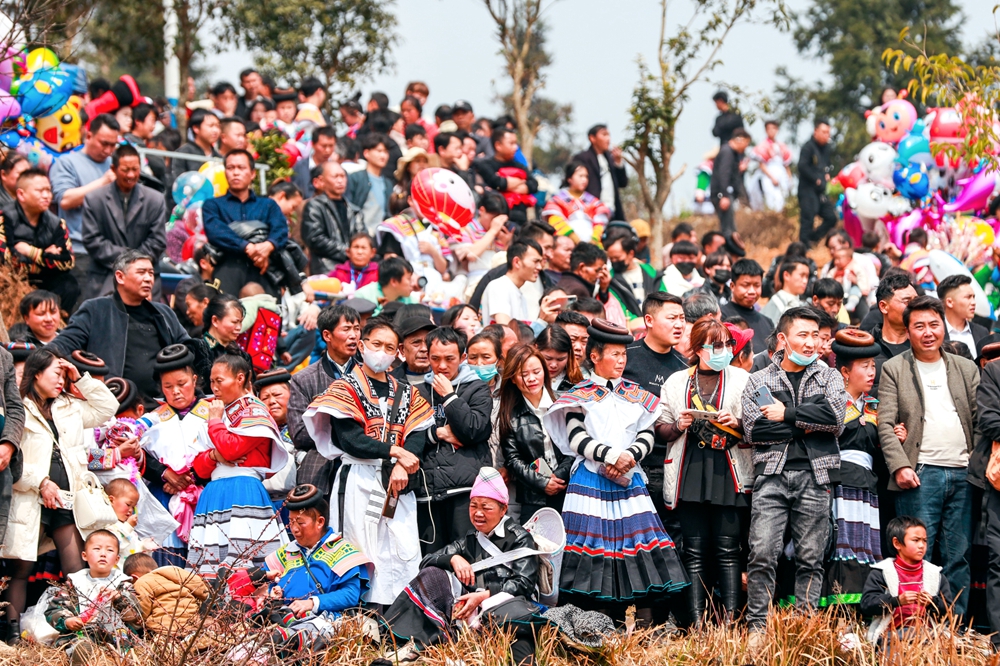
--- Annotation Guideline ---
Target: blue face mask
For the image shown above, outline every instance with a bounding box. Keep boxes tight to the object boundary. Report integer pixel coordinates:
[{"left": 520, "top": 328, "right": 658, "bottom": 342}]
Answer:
[
  {"left": 471, "top": 363, "right": 498, "bottom": 382},
  {"left": 705, "top": 348, "right": 734, "bottom": 371},
  {"left": 788, "top": 350, "right": 818, "bottom": 367}
]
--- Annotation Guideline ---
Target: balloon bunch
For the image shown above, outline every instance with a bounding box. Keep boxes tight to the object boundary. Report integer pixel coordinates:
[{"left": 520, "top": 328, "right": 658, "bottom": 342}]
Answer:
[
  {"left": 165, "top": 165, "right": 228, "bottom": 263},
  {"left": 0, "top": 46, "right": 143, "bottom": 170}
]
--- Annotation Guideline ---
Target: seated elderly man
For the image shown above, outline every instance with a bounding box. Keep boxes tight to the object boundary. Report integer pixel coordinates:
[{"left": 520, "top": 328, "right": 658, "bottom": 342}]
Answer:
[
  {"left": 378, "top": 467, "right": 543, "bottom": 666},
  {"left": 263, "top": 484, "right": 372, "bottom": 656}
]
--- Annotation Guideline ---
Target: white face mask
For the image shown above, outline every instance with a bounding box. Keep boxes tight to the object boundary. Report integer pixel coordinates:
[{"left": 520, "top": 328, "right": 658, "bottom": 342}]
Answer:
[{"left": 361, "top": 345, "right": 395, "bottom": 374}]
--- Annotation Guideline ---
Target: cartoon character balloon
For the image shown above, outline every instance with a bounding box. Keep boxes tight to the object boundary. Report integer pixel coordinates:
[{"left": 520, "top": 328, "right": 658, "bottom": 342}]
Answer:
[
  {"left": 410, "top": 167, "right": 476, "bottom": 238},
  {"left": 12, "top": 66, "right": 73, "bottom": 118},
  {"left": 942, "top": 169, "right": 998, "bottom": 214},
  {"left": 866, "top": 98, "right": 917, "bottom": 143},
  {"left": 172, "top": 171, "right": 215, "bottom": 210},
  {"left": 835, "top": 162, "right": 866, "bottom": 190},
  {"left": 927, "top": 107, "right": 964, "bottom": 144},
  {"left": 895, "top": 120, "right": 932, "bottom": 166},
  {"left": 35, "top": 95, "right": 84, "bottom": 152},
  {"left": 893, "top": 161, "right": 929, "bottom": 200},
  {"left": 857, "top": 142, "right": 897, "bottom": 187}
]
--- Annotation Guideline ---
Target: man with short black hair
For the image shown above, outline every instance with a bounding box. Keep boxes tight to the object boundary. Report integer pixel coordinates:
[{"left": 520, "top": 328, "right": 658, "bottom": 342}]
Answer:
[
  {"left": 469, "top": 222, "right": 556, "bottom": 313},
  {"left": 3, "top": 168, "right": 79, "bottom": 310},
  {"left": 481, "top": 240, "right": 559, "bottom": 327},
  {"left": 125, "top": 103, "right": 165, "bottom": 184},
  {"left": 606, "top": 228, "right": 657, "bottom": 306},
  {"left": 50, "top": 250, "right": 189, "bottom": 401},
  {"left": 660, "top": 240, "right": 704, "bottom": 296},
  {"left": 871, "top": 271, "right": 917, "bottom": 395},
  {"left": 50, "top": 113, "right": 121, "bottom": 282},
  {"left": 798, "top": 120, "right": 837, "bottom": 244},
  {"left": 210, "top": 81, "right": 238, "bottom": 116},
  {"left": 761, "top": 257, "right": 810, "bottom": 326},
  {"left": 418, "top": 327, "right": 494, "bottom": 553},
  {"left": 292, "top": 126, "right": 338, "bottom": 198},
  {"left": 346, "top": 133, "right": 393, "bottom": 232},
  {"left": 301, "top": 161, "right": 364, "bottom": 274},
  {"left": 712, "top": 91, "right": 744, "bottom": 145},
  {"left": 743, "top": 306, "right": 847, "bottom": 632},
  {"left": 555, "top": 242, "right": 608, "bottom": 304},
  {"left": 877, "top": 295, "right": 980, "bottom": 618},
  {"left": 287, "top": 304, "right": 361, "bottom": 496},
  {"left": 473, "top": 127, "right": 538, "bottom": 225},
  {"left": 202, "top": 149, "right": 289, "bottom": 297},
  {"left": 297, "top": 76, "right": 328, "bottom": 123},
  {"left": 169, "top": 108, "right": 221, "bottom": 185},
  {"left": 354, "top": 256, "right": 414, "bottom": 315},
  {"left": 556, "top": 310, "right": 590, "bottom": 365},
  {"left": 571, "top": 124, "right": 628, "bottom": 220},
  {"left": 82, "top": 144, "right": 167, "bottom": 300},
  {"left": 711, "top": 127, "right": 751, "bottom": 255},
  {"left": 218, "top": 116, "right": 247, "bottom": 156},
  {"left": 434, "top": 132, "right": 474, "bottom": 192},
  {"left": 720, "top": 258, "right": 772, "bottom": 353},
  {"left": 698, "top": 251, "right": 732, "bottom": 305},
  {"left": 811, "top": 277, "right": 845, "bottom": 321},
  {"left": 938, "top": 273, "right": 989, "bottom": 359},
  {"left": 236, "top": 68, "right": 263, "bottom": 119}
]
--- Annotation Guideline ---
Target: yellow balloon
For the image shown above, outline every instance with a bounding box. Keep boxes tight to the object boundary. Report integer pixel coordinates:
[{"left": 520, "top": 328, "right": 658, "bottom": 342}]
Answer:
[
  {"left": 199, "top": 161, "right": 228, "bottom": 196},
  {"left": 26, "top": 48, "right": 59, "bottom": 72},
  {"left": 973, "top": 220, "right": 995, "bottom": 246}
]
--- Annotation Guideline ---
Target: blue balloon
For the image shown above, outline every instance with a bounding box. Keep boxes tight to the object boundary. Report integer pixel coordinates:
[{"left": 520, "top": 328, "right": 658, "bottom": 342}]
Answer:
[
  {"left": 171, "top": 171, "right": 215, "bottom": 209},
  {"left": 893, "top": 161, "right": 929, "bottom": 200},
  {"left": 896, "top": 119, "right": 932, "bottom": 166},
  {"left": 14, "top": 67, "right": 73, "bottom": 118}
]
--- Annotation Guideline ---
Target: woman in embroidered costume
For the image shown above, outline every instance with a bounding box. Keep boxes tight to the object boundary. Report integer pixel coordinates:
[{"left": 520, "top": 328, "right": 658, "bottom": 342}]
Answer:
[
  {"left": 822, "top": 329, "right": 893, "bottom": 608},
  {"left": 263, "top": 485, "right": 372, "bottom": 656},
  {"left": 191, "top": 294, "right": 245, "bottom": 393},
  {"left": 543, "top": 319, "right": 688, "bottom": 612},
  {"left": 378, "top": 468, "right": 543, "bottom": 666},
  {"left": 542, "top": 160, "right": 610, "bottom": 246},
  {"left": 187, "top": 352, "right": 289, "bottom": 578},
  {"left": 656, "top": 320, "right": 752, "bottom": 626},
  {"left": 303, "top": 319, "right": 434, "bottom": 607},
  {"left": 139, "top": 345, "right": 213, "bottom": 567}
]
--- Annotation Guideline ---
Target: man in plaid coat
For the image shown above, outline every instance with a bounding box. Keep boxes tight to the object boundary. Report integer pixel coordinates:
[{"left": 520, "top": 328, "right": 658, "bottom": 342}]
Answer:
[{"left": 741, "top": 306, "right": 847, "bottom": 632}]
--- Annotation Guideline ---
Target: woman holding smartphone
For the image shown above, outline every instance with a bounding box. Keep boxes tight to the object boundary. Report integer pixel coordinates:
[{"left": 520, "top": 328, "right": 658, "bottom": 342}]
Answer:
[
  {"left": 655, "top": 319, "right": 752, "bottom": 627},
  {"left": 0, "top": 348, "right": 118, "bottom": 631},
  {"left": 497, "top": 345, "right": 573, "bottom": 519}
]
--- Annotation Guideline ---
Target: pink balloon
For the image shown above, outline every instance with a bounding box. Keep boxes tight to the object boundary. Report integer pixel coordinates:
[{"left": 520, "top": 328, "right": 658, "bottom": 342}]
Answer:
[
  {"left": 0, "top": 89, "right": 20, "bottom": 124},
  {"left": 942, "top": 169, "right": 997, "bottom": 214},
  {"left": 842, "top": 201, "right": 863, "bottom": 246},
  {"left": 888, "top": 210, "right": 923, "bottom": 248}
]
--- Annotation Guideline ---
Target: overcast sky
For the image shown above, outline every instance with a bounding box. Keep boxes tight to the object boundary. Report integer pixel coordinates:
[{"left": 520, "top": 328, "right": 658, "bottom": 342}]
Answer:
[{"left": 205, "top": 0, "right": 988, "bottom": 214}]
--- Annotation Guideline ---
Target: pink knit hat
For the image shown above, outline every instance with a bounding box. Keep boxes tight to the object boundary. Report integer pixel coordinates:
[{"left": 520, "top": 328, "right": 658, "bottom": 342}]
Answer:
[{"left": 470, "top": 467, "right": 509, "bottom": 505}]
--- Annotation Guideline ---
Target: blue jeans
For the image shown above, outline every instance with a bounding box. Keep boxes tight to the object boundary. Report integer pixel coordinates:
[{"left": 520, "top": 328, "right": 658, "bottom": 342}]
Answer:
[{"left": 894, "top": 464, "right": 971, "bottom": 616}]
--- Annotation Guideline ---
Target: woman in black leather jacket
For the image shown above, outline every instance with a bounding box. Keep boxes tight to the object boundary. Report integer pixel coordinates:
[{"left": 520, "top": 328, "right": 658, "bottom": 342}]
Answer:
[{"left": 497, "top": 345, "right": 573, "bottom": 518}]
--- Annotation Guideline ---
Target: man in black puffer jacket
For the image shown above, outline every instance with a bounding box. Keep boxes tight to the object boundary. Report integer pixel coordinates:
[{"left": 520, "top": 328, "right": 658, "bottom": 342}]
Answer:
[{"left": 418, "top": 327, "right": 493, "bottom": 554}]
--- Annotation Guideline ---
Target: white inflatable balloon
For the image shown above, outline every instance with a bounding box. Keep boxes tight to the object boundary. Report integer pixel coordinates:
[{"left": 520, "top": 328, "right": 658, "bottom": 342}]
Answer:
[{"left": 927, "top": 249, "right": 992, "bottom": 318}]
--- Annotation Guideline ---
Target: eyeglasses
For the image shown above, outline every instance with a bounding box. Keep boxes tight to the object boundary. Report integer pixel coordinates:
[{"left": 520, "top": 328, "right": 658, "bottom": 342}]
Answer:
[{"left": 702, "top": 340, "right": 736, "bottom": 353}]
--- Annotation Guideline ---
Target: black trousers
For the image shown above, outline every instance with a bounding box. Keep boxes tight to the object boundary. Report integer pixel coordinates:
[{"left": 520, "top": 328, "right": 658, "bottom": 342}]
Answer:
[
  {"left": 418, "top": 494, "right": 473, "bottom": 555},
  {"left": 985, "top": 486, "right": 1000, "bottom": 646},
  {"left": 714, "top": 200, "right": 736, "bottom": 238},
  {"left": 33, "top": 270, "right": 80, "bottom": 313},
  {"left": 214, "top": 253, "right": 279, "bottom": 297},
  {"left": 798, "top": 187, "right": 837, "bottom": 244}
]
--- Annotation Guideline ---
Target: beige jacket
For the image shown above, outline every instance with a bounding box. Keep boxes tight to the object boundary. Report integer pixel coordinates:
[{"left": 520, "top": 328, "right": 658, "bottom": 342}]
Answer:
[
  {"left": 0, "top": 374, "right": 118, "bottom": 561},
  {"left": 135, "top": 565, "right": 211, "bottom": 635}
]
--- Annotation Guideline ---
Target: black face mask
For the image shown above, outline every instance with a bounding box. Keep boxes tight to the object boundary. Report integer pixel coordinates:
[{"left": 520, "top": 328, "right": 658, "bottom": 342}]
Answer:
[
  {"left": 675, "top": 261, "right": 696, "bottom": 276},
  {"left": 712, "top": 269, "right": 732, "bottom": 284},
  {"left": 611, "top": 260, "right": 628, "bottom": 274}
]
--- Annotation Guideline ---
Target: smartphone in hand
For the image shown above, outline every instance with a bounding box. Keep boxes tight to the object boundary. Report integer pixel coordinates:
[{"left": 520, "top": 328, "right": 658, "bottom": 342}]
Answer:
[{"left": 753, "top": 385, "right": 776, "bottom": 407}]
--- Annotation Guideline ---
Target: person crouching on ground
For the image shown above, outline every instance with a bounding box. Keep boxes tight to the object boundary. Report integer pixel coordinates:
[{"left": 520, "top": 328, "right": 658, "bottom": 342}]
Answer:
[
  {"left": 44, "top": 529, "right": 142, "bottom": 665},
  {"left": 262, "top": 484, "right": 372, "bottom": 656},
  {"left": 124, "top": 552, "right": 211, "bottom": 638},
  {"left": 861, "top": 516, "right": 954, "bottom": 650},
  {"left": 378, "top": 467, "right": 543, "bottom": 665}
]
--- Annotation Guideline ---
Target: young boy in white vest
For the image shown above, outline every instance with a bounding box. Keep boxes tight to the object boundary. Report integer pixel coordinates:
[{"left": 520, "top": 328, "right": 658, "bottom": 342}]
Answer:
[{"left": 860, "top": 516, "right": 954, "bottom": 646}]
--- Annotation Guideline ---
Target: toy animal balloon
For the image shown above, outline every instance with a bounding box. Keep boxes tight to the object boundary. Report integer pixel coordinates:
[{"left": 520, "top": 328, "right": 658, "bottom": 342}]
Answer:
[
  {"left": 942, "top": 169, "right": 997, "bottom": 214},
  {"left": 893, "top": 161, "right": 929, "bottom": 201},
  {"left": 857, "top": 142, "right": 897, "bottom": 188},
  {"left": 927, "top": 107, "right": 964, "bottom": 144},
  {"left": 25, "top": 48, "right": 58, "bottom": 73},
  {"left": 845, "top": 182, "right": 912, "bottom": 220},
  {"left": 886, "top": 209, "right": 923, "bottom": 248},
  {"left": 172, "top": 171, "right": 215, "bottom": 210},
  {"left": 895, "top": 120, "right": 933, "bottom": 167},
  {"left": 410, "top": 167, "right": 476, "bottom": 238},
  {"left": 35, "top": 95, "right": 84, "bottom": 152}
]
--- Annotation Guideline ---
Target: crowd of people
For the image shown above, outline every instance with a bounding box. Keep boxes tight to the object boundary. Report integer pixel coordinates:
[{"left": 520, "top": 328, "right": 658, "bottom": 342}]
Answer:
[{"left": 0, "top": 73, "right": 996, "bottom": 666}]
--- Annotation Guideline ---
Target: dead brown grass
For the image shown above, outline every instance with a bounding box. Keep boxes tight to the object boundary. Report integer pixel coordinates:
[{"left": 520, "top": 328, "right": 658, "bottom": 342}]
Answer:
[{"left": 3, "top": 607, "right": 996, "bottom": 666}]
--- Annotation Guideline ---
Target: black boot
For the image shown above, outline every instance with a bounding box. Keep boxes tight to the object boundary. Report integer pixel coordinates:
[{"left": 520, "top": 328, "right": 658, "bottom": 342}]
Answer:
[
  {"left": 715, "top": 535, "right": 742, "bottom": 622},
  {"left": 681, "top": 536, "right": 706, "bottom": 628}
]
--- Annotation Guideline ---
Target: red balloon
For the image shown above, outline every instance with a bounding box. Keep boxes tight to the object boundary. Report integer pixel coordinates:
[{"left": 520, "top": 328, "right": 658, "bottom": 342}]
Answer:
[
  {"left": 277, "top": 141, "right": 301, "bottom": 167},
  {"left": 181, "top": 233, "right": 206, "bottom": 261},
  {"left": 836, "top": 162, "right": 866, "bottom": 190},
  {"left": 410, "top": 167, "right": 476, "bottom": 237},
  {"left": 927, "top": 107, "right": 965, "bottom": 144}
]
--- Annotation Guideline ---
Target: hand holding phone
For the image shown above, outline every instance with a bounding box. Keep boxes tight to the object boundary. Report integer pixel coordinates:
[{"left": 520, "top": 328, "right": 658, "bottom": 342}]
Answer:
[{"left": 753, "top": 385, "right": 776, "bottom": 407}]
